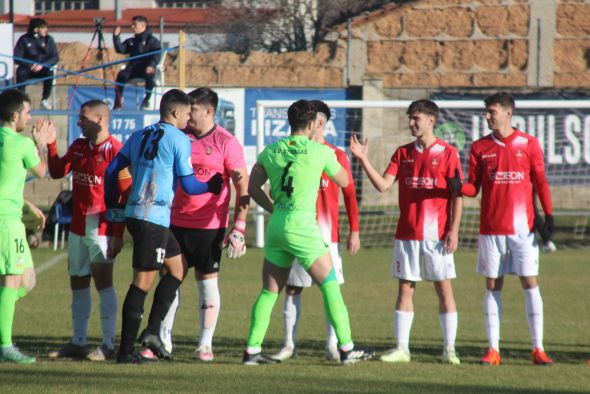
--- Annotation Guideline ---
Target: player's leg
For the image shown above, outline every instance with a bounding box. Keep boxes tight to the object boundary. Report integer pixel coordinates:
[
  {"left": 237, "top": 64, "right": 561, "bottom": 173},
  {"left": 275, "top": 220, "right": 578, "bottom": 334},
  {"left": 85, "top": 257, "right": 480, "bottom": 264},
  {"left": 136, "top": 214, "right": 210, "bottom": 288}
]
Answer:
[
  {"left": 193, "top": 228, "right": 225, "bottom": 361},
  {"left": 382, "top": 239, "right": 420, "bottom": 363},
  {"left": 324, "top": 243, "right": 344, "bottom": 361},
  {"left": 141, "top": 69, "right": 156, "bottom": 106},
  {"left": 509, "top": 233, "right": 552, "bottom": 365},
  {"left": 0, "top": 220, "right": 35, "bottom": 363},
  {"left": 114, "top": 67, "right": 132, "bottom": 109},
  {"left": 243, "top": 258, "right": 290, "bottom": 365}
]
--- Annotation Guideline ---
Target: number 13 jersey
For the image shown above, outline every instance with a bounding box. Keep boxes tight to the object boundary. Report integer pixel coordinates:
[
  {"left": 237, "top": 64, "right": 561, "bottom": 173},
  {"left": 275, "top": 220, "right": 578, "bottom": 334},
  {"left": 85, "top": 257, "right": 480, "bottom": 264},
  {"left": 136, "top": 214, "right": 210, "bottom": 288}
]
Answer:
[
  {"left": 257, "top": 135, "right": 341, "bottom": 214},
  {"left": 119, "top": 122, "right": 194, "bottom": 227}
]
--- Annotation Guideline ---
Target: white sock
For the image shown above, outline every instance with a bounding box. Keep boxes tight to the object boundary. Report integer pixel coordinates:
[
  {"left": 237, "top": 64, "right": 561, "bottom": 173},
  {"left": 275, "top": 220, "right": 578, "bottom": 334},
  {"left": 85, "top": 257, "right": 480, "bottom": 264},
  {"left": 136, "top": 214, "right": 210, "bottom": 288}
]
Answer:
[
  {"left": 325, "top": 318, "right": 337, "bottom": 350},
  {"left": 524, "top": 286, "right": 544, "bottom": 349},
  {"left": 438, "top": 312, "right": 458, "bottom": 349},
  {"left": 98, "top": 287, "right": 117, "bottom": 349},
  {"left": 71, "top": 287, "right": 91, "bottom": 346},
  {"left": 483, "top": 290, "right": 502, "bottom": 351},
  {"left": 283, "top": 293, "right": 301, "bottom": 349},
  {"left": 198, "top": 278, "right": 220, "bottom": 348},
  {"left": 394, "top": 310, "right": 414, "bottom": 353},
  {"left": 160, "top": 288, "right": 180, "bottom": 353}
]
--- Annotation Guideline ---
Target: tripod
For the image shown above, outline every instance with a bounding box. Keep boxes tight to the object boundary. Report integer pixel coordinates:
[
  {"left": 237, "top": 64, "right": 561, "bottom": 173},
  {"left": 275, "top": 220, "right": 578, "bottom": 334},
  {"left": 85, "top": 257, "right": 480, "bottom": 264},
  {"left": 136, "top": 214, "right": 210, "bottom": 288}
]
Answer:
[{"left": 67, "top": 18, "right": 116, "bottom": 110}]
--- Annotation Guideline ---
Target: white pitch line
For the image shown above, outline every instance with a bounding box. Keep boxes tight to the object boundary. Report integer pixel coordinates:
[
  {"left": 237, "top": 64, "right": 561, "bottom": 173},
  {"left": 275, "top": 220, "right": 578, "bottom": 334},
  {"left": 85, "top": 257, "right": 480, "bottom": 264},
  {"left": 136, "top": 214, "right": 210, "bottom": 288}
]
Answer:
[{"left": 35, "top": 252, "right": 67, "bottom": 275}]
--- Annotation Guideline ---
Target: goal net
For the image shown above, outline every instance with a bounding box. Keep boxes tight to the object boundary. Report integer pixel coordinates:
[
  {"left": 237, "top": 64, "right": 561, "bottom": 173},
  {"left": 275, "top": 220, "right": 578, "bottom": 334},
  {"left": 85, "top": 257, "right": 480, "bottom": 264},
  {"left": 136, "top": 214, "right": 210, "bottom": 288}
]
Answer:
[{"left": 253, "top": 99, "right": 590, "bottom": 249}]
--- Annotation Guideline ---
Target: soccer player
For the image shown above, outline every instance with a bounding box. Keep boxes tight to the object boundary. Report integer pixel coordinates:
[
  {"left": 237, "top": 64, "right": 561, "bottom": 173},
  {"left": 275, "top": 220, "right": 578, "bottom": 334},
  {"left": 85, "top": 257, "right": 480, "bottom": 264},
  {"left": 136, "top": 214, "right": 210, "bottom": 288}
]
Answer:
[
  {"left": 350, "top": 99, "right": 463, "bottom": 365},
  {"left": 272, "top": 100, "right": 360, "bottom": 362},
  {"left": 448, "top": 92, "right": 554, "bottom": 366},
  {"left": 46, "top": 100, "right": 131, "bottom": 361},
  {"left": 158, "top": 87, "right": 249, "bottom": 361},
  {"left": 104, "top": 89, "right": 223, "bottom": 363},
  {"left": 0, "top": 89, "right": 51, "bottom": 363},
  {"left": 243, "top": 99, "right": 373, "bottom": 365}
]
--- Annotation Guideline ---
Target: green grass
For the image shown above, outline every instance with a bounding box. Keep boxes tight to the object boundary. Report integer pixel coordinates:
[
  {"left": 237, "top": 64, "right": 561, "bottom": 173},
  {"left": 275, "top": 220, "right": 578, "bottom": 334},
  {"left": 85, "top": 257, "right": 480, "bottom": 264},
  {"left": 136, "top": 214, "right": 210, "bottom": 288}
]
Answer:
[{"left": 2, "top": 246, "right": 590, "bottom": 393}]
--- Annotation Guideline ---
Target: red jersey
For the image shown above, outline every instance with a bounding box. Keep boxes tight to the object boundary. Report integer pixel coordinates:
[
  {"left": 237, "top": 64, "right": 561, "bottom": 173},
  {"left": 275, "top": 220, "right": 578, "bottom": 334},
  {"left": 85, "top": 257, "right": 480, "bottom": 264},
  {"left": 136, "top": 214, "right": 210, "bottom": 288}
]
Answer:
[
  {"left": 463, "top": 129, "right": 552, "bottom": 235},
  {"left": 316, "top": 142, "right": 359, "bottom": 243},
  {"left": 386, "top": 139, "right": 462, "bottom": 241},
  {"left": 48, "top": 135, "right": 125, "bottom": 237}
]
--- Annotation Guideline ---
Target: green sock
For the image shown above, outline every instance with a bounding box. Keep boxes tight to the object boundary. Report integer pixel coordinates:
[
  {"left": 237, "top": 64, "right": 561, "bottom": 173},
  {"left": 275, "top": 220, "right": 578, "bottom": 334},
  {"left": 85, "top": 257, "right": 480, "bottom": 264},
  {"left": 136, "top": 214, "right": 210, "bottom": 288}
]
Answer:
[
  {"left": 0, "top": 287, "right": 19, "bottom": 347},
  {"left": 246, "top": 289, "right": 279, "bottom": 351},
  {"left": 319, "top": 278, "right": 352, "bottom": 347}
]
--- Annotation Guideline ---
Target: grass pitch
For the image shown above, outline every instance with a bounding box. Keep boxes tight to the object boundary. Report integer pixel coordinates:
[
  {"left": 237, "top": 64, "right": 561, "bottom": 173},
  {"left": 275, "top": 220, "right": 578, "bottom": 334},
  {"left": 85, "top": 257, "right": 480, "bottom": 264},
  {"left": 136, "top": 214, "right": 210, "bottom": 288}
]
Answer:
[{"left": 2, "top": 246, "right": 589, "bottom": 393}]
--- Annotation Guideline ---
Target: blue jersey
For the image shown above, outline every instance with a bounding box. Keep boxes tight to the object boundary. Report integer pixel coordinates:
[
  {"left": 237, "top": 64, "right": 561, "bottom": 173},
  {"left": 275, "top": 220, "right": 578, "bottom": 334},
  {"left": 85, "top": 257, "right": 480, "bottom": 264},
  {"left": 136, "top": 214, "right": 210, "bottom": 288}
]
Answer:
[{"left": 119, "top": 122, "right": 193, "bottom": 227}]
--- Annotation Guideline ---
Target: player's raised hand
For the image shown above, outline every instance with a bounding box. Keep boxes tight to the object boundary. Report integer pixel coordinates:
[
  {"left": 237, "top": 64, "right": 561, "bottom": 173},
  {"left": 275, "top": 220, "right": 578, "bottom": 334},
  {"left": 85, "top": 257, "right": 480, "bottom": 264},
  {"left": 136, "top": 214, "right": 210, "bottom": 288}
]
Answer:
[
  {"left": 33, "top": 119, "right": 56, "bottom": 146},
  {"left": 447, "top": 169, "right": 462, "bottom": 195},
  {"left": 207, "top": 172, "right": 224, "bottom": 195},
  {"left": 114, "top": 26, "right": 121, "bottom": 35},
  {"left": 349, "top": 134, "right": 369, "bottom": 161},
  {"left": 444, "top": 229, "right": 459, "bottom": 254},
  {"left": 347, "top": 231, "right": 360, "bottom": 256}
]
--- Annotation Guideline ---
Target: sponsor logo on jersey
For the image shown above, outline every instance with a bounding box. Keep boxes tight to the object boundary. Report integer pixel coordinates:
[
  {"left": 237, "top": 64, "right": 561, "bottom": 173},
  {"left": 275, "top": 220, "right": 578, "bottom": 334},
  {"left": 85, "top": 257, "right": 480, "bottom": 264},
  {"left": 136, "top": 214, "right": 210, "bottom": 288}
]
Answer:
[
  {"left": 320, "top": 178, "right": 330, "bottom": 189},
  {"left": 73, "top": 171, "right": 103, "bottom": 186},
  {"left": 273, "top": 147, "right": 308, "bottom": 155},
  {"left": 489, "top": 171, "right": 525, "bottom": 181},
  {"left": 482, "top": 153, "right": 497, "bottom": 159},
  {"left": 405, "top": 177, "right": 437, "bottom": 188},
  {"left": 194, "top": 167, "right": 211, "bottom": 176},
  {"left": 402, "top": 159, "right": 414, "bottom": 163}
]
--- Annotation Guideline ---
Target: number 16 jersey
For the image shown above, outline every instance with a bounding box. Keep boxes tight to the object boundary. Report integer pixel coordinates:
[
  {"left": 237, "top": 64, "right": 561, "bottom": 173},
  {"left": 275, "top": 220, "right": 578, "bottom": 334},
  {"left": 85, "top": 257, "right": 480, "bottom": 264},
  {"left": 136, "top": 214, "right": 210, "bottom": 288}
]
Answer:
[
  {"left": 119, "top": 122, "right": 194, "bottom": 227},
  {"left": 257, "top": 135, "right": 341, "bottom": 214}
]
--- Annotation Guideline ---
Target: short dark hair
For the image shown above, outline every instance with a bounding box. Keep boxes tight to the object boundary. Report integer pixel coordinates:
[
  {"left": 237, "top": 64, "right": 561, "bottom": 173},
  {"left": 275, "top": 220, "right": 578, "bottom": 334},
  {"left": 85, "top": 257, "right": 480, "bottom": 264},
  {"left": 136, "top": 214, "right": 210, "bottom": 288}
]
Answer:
[
  {"left": 188, "top": 87, "right": 218, "bottom": 113},
  {"left": 28, "top": 18, "right": 48, "bottom": 33},
  {"left": 484, "top": 92, "right": 515, "bottom": 111},
  {"left": 132, "top": 15, "right": 149, "bottom": 25},
  {"left": 0, "top": 89, "right": 30, "bottom": 122},
  {"left": 160, "top": 89, "right": 190, "bottom": 118},
  {"left": 310, "top": 100, "right": 331, "bottom": 121},
  {"left": 407, "top": 99, "right": 439, "bottom": 120},
  {"left": 287, "top": 100, "right": 317, "bottom": 132},
  {"left": 81, "top": 99, "right": 109, "bottom": 113}
]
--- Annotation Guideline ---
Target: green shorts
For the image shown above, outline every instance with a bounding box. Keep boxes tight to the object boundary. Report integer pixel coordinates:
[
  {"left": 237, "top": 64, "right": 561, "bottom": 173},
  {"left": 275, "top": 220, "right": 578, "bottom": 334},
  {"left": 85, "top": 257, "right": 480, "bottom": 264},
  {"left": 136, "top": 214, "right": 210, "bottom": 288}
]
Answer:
[
  {"left": 264, "top": 211, "right": 328, "bottom": 270},
  {"left": 0, "top": 219, "right": 33, "bottom": 276}
]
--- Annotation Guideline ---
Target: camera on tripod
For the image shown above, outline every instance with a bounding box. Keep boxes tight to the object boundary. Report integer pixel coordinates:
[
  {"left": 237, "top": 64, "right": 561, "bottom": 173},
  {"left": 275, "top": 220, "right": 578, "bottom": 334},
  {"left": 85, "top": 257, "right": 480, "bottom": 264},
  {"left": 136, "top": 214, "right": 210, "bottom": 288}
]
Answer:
[{"left": 94, "top": 17, "right": 106, "bottom": 29}]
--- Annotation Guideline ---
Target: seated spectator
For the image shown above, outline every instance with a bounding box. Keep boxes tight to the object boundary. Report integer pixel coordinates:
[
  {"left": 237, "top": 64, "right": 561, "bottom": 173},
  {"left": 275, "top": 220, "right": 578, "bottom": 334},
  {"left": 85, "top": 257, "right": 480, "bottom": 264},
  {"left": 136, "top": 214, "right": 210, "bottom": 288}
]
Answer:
[
  {"left": 14, "top": 18, "right": 59, "bottom": 110},
  {"left": 113, "top": 15, "right": 161, "bottom": 110}
]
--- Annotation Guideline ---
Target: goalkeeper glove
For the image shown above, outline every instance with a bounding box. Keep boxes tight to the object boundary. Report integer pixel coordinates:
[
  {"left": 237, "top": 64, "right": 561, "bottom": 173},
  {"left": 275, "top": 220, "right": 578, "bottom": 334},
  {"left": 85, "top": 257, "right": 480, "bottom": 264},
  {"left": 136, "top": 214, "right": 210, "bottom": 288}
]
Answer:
[
  {"left": 447, "top": 169, "right": 462, "bottom": 195},
  {"left": 223, "top": 220, "right": 246, "bottom": 259}
]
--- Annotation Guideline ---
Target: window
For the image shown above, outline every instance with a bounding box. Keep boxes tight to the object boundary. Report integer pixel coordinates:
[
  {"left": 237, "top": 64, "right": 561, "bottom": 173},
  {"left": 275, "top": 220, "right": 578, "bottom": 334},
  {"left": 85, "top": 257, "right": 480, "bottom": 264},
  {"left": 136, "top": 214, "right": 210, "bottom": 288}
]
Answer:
[
  {"left": 156, "top": 0, "right": 220, "bottom": 8},
  {"left": 34, "top": 0, "right": 99, "bottom": 15}
]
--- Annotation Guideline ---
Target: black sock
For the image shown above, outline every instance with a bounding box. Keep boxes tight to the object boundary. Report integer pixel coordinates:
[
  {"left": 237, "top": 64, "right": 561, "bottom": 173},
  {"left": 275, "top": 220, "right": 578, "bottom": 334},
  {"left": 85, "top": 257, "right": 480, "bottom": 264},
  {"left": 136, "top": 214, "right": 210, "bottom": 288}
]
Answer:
[
  {"left": 119, "top": 285, "right": 147, "bottom": 355},
  {"left": 146, "top": 275, "right": 181, "bottom": 335}
]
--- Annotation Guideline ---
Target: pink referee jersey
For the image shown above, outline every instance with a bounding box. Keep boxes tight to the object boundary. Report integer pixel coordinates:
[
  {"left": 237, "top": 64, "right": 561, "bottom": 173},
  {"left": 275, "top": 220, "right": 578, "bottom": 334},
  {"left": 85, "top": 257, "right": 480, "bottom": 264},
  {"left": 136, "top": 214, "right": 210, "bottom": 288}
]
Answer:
[
  {"left": 316, "top": 142, "right": 359, "bottom": 243},
  {"left": 386, "top": 138, "right": 463, "bottom": 241},
  {"left": 465, "top": 129, "right": 552, "bottom": 235},
  {"left": 170, "top": 125, "right": 246, "bottom": 229}
]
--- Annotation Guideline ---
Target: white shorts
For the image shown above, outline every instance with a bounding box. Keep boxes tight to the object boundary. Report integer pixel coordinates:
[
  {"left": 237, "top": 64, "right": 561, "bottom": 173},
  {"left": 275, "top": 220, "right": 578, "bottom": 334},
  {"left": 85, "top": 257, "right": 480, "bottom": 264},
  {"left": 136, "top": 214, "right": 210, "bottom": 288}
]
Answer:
[
  {"left": 477, "top": 233, "right": 539, "bottom": 278},
  {"left": 287, "top": 243, "right": 343, "bottom": 287},
  {"left": 67, "top": 232, "right": 112, "bottom": 277},
  {"left": 391, "top": 239, "right": 456, "bottom": 282}
]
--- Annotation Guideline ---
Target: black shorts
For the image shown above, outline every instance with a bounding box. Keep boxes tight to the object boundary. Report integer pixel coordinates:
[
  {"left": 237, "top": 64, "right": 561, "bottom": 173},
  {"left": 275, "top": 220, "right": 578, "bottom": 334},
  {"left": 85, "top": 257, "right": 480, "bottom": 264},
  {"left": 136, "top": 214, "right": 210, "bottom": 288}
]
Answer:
[
  {"left": 170, "top": 225, "right": 225, "bottom": 274},
  {"left": 126, "top": 218, "right": 182, "bottom": 271}
]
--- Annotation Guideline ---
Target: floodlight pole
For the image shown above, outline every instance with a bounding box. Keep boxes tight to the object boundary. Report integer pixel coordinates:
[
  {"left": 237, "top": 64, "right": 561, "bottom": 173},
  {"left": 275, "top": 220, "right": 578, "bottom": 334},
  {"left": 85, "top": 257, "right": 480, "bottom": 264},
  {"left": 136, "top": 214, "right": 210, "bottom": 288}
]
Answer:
[{"left": 179, "top": 30, "right": 185, "bottom": 91}]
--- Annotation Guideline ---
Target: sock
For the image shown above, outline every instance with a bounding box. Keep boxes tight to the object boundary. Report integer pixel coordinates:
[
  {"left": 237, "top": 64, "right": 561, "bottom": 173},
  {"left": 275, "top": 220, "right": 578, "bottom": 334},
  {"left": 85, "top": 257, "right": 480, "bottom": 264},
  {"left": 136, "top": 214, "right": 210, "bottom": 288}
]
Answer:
[
  {"left": 246, "top": 289, "right": 279, "bottom": 354},
  {"left": 524, "top": 286, "right": 544, "bottom": 349},
  {"left": 160, "top": 288, "right": 180, "bottom": 353},
  {"left": 325, "top": 318, "right": 337, "bottom": 350},
  {"left": 283, "top": 293, "right": 301, "bottom": 349},
  {"left": 394, "top": 310, "right": 414, "bottom": 352},
  {"left": 98, "top": 287, "right": 118, "bottom": 349},
  {"left": 438, "top": 312, "right": 458, "bottom": 349},
  {"left": 120, "top": 285, "right": 147, "bottom": 355},
  {"left": 0, "top": 287, "right": 18, "bottom": 347},
  {"left": 146, "top": 275, "right": 182, "bottom": 335},
  {"left": 198, "top": 278, "right": 221, "bottom": 348},
  {"left": 71, "top": 288, "right": 92, "bottom": 346},
  {"left": 319, "top": 276, "right": 353, "bottom": 351},
  {"left": 483, "top": 290, "right": 502, "bottom": 351}
]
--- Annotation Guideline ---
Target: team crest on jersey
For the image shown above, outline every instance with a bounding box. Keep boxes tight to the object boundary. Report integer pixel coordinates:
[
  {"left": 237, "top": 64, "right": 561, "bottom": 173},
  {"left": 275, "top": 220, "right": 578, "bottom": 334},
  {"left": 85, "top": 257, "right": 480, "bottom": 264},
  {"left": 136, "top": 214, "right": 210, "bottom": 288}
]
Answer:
[
  {"left": 97, "top": 157, "right": 103, "bottom": 163},
  {"left": 431, "top": 158, "right": 438, "bottom": 166},
  {"left": 516, "top": 150, "right": 523, "bottom": 159},
  {"left": 206, "top": 146, "right": 212, "bottom": 155}
]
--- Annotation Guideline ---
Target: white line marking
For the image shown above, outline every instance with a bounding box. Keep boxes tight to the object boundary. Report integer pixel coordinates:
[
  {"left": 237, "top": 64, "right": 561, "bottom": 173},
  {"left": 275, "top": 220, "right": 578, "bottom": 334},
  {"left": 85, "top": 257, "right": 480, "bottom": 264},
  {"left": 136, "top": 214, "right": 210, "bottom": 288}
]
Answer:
[{"left": 35, "top": 253, "right": 67, "bottom": 275}]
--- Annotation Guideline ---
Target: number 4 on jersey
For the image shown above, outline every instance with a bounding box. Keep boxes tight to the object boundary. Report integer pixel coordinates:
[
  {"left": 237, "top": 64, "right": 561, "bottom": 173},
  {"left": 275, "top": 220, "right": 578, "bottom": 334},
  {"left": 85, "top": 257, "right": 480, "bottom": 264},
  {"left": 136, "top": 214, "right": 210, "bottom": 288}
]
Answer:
[{"left": 281, "top": 162, "right": 294, "bottom": 198}]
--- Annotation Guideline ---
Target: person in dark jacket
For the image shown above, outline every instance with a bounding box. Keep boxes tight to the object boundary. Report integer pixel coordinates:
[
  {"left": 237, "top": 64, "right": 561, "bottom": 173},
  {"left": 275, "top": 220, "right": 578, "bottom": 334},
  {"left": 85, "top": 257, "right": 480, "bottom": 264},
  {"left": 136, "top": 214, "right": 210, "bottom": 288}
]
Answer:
[
  {"left": 113, "top": 16, "right": 161, "bottom": 110},
  {"left": 14, "top": 18, "right": 59, "bottom": 110}
]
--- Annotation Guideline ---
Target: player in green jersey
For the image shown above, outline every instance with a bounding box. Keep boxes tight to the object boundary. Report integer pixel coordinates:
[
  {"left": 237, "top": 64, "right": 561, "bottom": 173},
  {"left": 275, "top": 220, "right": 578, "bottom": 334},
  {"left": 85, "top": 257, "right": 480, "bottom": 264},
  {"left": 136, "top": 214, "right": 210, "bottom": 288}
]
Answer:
[
  {"left": 0, "top": 89, "right": 52, "bottom": 364},
  {"left": 243, "top": 99, "right": 374, "bottom": 365}
]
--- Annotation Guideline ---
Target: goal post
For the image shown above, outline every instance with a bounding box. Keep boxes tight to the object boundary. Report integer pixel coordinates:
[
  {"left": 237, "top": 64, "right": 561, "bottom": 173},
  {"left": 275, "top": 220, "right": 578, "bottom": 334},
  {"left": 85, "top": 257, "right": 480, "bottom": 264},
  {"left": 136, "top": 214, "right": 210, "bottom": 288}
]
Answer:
[{"left": 254, "top": 99, "right": 590, "bottom": 249}]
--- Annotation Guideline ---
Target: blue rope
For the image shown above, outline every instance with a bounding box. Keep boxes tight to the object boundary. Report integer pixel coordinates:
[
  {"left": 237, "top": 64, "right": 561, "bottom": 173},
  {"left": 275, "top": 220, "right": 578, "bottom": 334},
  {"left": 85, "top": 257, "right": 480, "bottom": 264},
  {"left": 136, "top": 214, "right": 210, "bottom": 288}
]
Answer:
[{"left": 0, "top": 46, "right": 178, "bottom": 91}]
